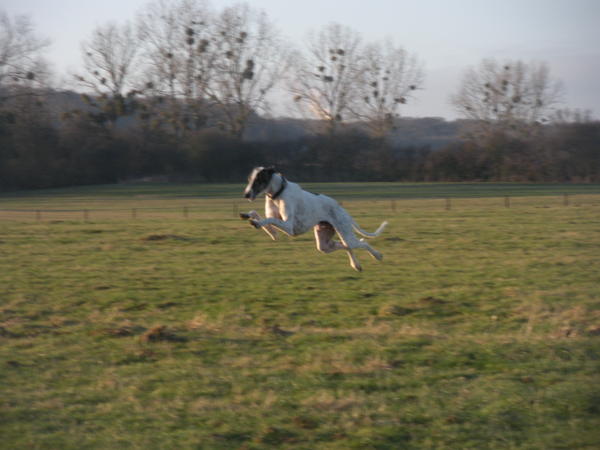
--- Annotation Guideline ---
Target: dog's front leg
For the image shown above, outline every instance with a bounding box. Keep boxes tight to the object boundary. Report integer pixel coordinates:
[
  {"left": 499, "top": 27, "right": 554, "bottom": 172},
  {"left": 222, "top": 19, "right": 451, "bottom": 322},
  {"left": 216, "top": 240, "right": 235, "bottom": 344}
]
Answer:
[
  {"left": 250, "top": 217, "right": 297, "bottom": 237},
  {"left": 263, "top": 199, "right": 281, "bottom": 240},
  {"left": 240, "top": 210, "right": 279, "bottom": 240}
]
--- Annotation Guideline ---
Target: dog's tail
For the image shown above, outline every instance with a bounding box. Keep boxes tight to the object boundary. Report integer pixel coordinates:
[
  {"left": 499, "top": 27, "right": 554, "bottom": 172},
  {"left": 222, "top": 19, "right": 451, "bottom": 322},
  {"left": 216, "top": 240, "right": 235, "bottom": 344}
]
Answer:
[{"left": 352, "top": 220, "right": 388, "bottom": 238}]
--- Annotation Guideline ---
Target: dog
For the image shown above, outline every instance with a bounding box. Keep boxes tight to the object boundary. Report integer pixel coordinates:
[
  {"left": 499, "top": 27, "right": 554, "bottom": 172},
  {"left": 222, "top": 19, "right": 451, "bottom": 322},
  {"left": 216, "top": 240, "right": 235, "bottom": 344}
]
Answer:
[{"left": 240, "top": 166, "right": 387, "bottom": 271}]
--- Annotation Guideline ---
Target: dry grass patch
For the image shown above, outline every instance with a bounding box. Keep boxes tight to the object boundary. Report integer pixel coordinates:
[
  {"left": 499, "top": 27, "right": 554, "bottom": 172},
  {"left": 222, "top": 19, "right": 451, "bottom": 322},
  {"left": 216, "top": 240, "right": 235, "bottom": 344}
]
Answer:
[{"left": 516, "top": 301, "right": 600, "bottom": 338}]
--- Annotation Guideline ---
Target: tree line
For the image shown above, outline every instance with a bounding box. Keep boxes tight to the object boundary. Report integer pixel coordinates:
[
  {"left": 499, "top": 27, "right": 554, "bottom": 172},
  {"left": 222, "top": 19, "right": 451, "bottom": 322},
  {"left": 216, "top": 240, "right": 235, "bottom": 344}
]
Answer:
[{"left": 0, "top": 2, "right": 598, "bottom": 190}]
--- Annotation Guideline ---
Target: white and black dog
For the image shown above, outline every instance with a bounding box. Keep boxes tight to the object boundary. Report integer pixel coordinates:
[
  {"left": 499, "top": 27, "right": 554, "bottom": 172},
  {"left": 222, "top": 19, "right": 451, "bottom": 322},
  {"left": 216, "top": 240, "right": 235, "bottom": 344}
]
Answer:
[{"left": 241, "top": 167, "right": 387, "bottom": 271}]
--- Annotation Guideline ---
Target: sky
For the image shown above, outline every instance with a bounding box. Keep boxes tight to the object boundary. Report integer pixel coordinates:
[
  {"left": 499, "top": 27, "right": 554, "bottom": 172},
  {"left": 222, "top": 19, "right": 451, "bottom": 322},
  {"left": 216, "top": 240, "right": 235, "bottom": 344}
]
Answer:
[{"left": 2, "top": 0, "right": 599, "bottom": 119}]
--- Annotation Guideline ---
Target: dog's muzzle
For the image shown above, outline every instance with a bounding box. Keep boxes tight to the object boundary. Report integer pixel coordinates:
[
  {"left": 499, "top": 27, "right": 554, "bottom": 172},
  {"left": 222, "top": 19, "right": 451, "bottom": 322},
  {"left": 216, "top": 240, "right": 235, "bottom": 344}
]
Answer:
[{"left": 244, "top": 190, "right": 255, "bottom": 201}]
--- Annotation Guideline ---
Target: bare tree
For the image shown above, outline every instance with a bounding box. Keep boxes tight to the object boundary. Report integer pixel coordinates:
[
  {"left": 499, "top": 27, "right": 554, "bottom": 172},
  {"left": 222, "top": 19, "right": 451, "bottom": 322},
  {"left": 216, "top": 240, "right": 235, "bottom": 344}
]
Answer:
[
  {"left": 0, "top": 11, "right": 50, "bottom": 98},
  {"left": 550, "top": 107, "right": 593, "bottom": 125},
  {"left": 356, "top": 40, "right": 423, "bottom": 138},
  {"left": 138, "top": 0, "right": 213, "bottom": 95},
  {"left": 289, "top": 23, "right": 364, "bottom": 134},
  {"left": 137, "top": 0, "right": 214, "bottom": 133},
  {"left": 203, "top": 3, "right": 290, "bottom": 138},
  {"left": 77, "top": 21, "right": 139, "bottom": 96},
  {"left": 138, "top": 1, "right": 289, "bottom": 138},
  {"left": 451, "top": 59, "right": 563, "bottom": 137},
  {"left": 74, "top": 21, "right": 140, "bottom": 129}
]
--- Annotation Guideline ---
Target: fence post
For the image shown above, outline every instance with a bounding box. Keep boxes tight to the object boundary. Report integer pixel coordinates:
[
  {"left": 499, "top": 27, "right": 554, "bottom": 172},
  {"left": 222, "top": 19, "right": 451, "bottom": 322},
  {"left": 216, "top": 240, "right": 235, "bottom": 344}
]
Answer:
[
  {"left": 36, "top": 210, "right": 41, "bottom": 222},
  {"left": 132, "top": 208, "right": 137, "bottom": 220},
  {"left": 183, "top": 206, "right": 189, "bottom": 219},
  {"left": 563, "top": 194, "right": 569, "bottom": 206},
  {"left": 83, "top": 209, "right": 89, "bottom": 222},
  {"left": 445, "top": 198, "right": 451, "bottom": 210},
  {"left": 504, "top": 196, "right": 510, "bottom": 208},
  {"left": 233, "top": 202, "right": 238, "bottom": 218},
  {"left": 391, "top": 199, "right": 397, "bottom": 213}
]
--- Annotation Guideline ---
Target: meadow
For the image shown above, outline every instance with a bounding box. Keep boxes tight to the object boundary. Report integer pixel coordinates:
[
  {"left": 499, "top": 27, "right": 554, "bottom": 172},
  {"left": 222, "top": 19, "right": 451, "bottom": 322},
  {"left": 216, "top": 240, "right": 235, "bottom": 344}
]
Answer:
[{"left": 1, "top": 182, "right": 599, "bottom": 449}]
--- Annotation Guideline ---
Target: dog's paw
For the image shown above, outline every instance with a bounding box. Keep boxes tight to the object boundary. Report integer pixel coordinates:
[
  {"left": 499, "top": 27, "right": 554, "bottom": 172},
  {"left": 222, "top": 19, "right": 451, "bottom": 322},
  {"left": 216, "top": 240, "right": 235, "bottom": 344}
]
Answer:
[
  {"left": 239, "top": 213, "right": 251, "bottom": 220},
  {"left": 249, "top": 219, "right": 261, "bottom": 229}
]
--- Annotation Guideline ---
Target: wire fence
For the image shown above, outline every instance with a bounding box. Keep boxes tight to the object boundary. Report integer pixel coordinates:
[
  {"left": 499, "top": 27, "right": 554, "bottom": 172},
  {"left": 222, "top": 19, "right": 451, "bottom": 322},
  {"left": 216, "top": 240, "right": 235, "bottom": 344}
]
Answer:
[
  {"left": 0, "top": 193, "right": 597, "bottom": 223},
  {"left": 0, "top": 205, "right": 205, "bottom": 222}
]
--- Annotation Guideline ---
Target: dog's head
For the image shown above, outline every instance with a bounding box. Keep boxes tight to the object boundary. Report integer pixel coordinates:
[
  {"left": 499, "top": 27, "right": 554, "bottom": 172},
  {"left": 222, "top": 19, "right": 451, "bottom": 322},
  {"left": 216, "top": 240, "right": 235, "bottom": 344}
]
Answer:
[{"left": 243, "top": 166, "right": 276, "bottom": 201}]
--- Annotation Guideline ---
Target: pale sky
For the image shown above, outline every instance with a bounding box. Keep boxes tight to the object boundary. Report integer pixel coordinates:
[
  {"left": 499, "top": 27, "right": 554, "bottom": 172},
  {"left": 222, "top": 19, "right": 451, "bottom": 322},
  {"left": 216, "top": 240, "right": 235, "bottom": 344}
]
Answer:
[{"left": 2, "top": 0, "right": 599, "bottom": 119}]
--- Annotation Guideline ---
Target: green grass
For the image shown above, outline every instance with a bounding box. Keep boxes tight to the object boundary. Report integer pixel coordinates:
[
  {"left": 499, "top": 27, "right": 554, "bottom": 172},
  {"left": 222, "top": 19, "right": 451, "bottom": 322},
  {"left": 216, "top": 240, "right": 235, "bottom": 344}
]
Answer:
[
  {"left": 2, "top": 181, "right": 599, "bottom": 202},
  {"left": 1, "top": 183, "right": 599, "bottom": 449}
]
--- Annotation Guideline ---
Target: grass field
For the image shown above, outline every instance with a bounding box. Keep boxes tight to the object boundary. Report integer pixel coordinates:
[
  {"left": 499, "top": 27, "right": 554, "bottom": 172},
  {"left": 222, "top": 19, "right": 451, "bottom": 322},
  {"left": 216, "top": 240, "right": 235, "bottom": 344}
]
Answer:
[{"left": 1, "top": 183, "right": 599, "bottom": 449}]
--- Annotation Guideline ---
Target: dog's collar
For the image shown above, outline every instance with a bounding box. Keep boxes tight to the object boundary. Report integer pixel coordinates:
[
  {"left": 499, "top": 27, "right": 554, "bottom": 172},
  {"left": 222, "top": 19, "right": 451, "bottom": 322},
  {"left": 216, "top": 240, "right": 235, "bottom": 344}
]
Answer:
[{"left": 268, "top": 176, "right": 287, "bottom": 200}]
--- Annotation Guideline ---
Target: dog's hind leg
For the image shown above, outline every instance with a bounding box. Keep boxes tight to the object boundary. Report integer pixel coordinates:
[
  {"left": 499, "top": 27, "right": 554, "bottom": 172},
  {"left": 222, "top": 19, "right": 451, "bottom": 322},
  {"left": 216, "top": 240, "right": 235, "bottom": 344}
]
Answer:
[
  {"left": 361, "top": 241, "right": 383, "bottom": 261},
  {"left": 335, "top": 223, "right": 383, "bottom": 262},
  {"left": 313, "top": 222, "right": 344, "bottom": 254},
  {"left": 313, "top": 222, "right": 362, "bottom": 271},
  {"left": 345, "top": 248, "right": 362, "bottom": 272},
  {"left": 355, "top": 239, "right": 383, "bottom": 261}
]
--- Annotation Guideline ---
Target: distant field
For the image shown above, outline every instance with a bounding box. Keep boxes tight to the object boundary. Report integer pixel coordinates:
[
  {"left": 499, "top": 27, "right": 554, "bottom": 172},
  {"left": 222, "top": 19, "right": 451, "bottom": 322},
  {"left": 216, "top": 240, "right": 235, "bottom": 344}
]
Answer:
[
  {"left": 2, "top": 181, "right": 599, "bottom": 202},
  {"left": 1, "top": 182, "right": 598, "bottom": 222},
  {"left": 1, "top": 183, "right": 599, "bottom": 448}
]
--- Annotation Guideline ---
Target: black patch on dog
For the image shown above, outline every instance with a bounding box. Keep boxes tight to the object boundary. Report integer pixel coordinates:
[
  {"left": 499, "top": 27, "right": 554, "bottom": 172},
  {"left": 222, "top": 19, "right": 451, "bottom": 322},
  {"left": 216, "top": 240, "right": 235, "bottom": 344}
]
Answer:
[{"left": 250, "top": 167, "right": 275, "bottom": 194}]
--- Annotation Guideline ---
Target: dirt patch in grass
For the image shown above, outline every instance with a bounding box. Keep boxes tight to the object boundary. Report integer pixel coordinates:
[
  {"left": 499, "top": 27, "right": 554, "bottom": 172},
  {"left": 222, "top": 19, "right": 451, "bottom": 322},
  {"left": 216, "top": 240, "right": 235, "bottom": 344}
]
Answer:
[
  {"left": 378, "top": 304, "right": 414, "bottom": 317},
  {"left": 157, "top": 302, "right": 179, "bottom": 310},
  {"left": 141, "top": 234, "right": 190, "bottom": 242},
  {"left": 0, "top": 326, "right": 18, "bottom": 338},
  {"left": 419, "top": 296, "right": 448, "bottom": 305},
  {"left": 587, "top": 325, "right": 600, "bottom": 336},
  {"left": 92, "top": 321, "right": 146, "bottom": 338},
  {"left": 384, "top": 236, "right": 405, "bottom": 242},
  {"left": 255, "top": 426, "right": 298, "bottom": 445},
  {"left": 140, "top": 325, "right": 188, "bottom": 343}
]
